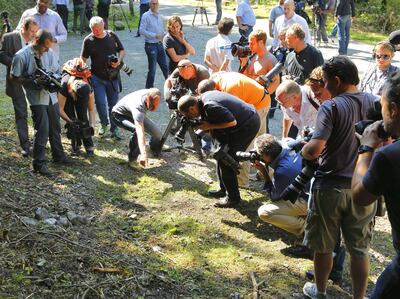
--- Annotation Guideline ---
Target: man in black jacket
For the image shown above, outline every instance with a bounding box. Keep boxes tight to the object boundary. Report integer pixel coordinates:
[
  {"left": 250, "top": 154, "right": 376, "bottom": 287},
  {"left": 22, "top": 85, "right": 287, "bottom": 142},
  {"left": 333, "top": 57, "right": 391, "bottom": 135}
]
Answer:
[
  {"left": 0, "top": 17, "right": 38, "bottom": 156},
  {"left": 335, "top": 0, "right": 355, "bottom": 55}
]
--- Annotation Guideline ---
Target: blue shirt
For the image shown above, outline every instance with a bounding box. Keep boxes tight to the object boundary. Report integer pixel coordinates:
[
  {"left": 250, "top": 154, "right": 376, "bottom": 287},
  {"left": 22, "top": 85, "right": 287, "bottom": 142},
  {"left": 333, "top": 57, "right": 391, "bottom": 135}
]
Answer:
[
  {"left": 267, "top": 148, "right": 303, "bottom": 201},
  {"left": 269, "top": 5, "right": 284, "bottom": 24},
  {"left": 140, "top": 0, "right": 150, "bottom": 4},
  {"left": 236, "top": 0, "right": 256, "bottom": 27},
  {"left": 139, "top": 10, "right": 166, "bottom": 43}
]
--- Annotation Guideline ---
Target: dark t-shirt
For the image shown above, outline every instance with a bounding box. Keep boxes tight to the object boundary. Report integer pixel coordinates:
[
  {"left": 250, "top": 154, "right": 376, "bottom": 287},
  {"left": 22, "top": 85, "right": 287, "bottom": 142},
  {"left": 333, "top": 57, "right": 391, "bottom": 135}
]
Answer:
[
  {"left": 199, "top": 90, "right": 256, "bottom": 135},
  {"left": 81, "top": 31, "right": 124, "bottom": 80},
  {"left": 363, "top": 140, "right": 400, "bottom": 251},
  {"left": 284, "top": 44, "right": 324, "bottom": 85},
  {"left": 60, "top": 73, "right": 93, "bottom": 99},
  {"left": 312, "top": 92, "right": 376, "bottom": 188},
  {"left": 170, "top": 64, "right": 210, "bottom": 93},
  {"left": 163, "top": 33, "right": 187, "bottom": 74}
]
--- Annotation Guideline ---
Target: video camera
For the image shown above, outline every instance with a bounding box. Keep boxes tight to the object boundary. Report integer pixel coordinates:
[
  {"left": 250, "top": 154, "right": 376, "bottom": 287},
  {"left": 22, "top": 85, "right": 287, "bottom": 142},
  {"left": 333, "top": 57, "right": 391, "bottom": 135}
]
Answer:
[
  {"left": 174, "top": 116, "right": 201, "bottom": 144},
  {"left": 107, "top": 54, "right": 133, "bottom": 76},
  {"left": 231, "top": 36, "right": 252, "bottom": 58},
  {"left": 65, "top": 119, "right": 94, "bottom": 140},
  {"left": 34, "top": 67, "right": 62, "bottom": 93},
  {"left": 355, "top": 100, "right": 390, "bottom": 140},
  {"left": 1, "top": 11, "right": 12, "bottom": 38},
  {"left": 168, "top": 85, "right": 190, "bottom": 110},
  {"left": 235, "top": 150, "right": 261, "bottom": 163}
]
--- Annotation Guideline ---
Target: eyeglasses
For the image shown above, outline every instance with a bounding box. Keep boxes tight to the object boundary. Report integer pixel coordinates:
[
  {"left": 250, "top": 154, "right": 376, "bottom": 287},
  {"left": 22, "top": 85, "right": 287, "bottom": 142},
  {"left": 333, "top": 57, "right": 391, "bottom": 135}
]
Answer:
[
  {"left": 375, "top": 54, "right": 391, "bottom": 60},
  {"left": 178, "top": 65, "right": 191, "bottom": 69}
]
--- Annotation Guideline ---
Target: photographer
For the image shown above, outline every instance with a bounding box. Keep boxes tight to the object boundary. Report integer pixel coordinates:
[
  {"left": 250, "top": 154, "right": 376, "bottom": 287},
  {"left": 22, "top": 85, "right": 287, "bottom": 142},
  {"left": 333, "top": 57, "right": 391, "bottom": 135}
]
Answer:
[
  {"left": 300, "top": 56, "right": 377, "bottom": 299},
  {"left": 275, "top": 80, "right": 319, "bottom": 139},
  {"left": 111, "top": 88, "right": 162, "bottom": 168},
  {"left": 81, "top": 16, "right": 125, "bottom": 139},
  {"left": 313, "top": 0, "right": 334, "bottom": 46},
  {"left": 198, "top": 72, "right": 271, "bottom": 188},
  {"left": 352, "top": 72, "right": 400, "bottom": 299},
  {"left": 0, "top": 17, "right": 38, "bottom": 157},
  {"left": 11, "top": 29, "right": 68, "bottom": 176},
  {"left": 283, "top": 24, "right": 324, "bottom": 85},
  {"left": 239, "top": 29, "right": 280, "bottom": 92},
  {"left": 58, "top": 58, "right": 96, "bottom": 157},
  {"left": 178, "top": 91, "right": 260, "bottom": 208},
  {"left": 164, "top": 59, "right": 209, "bottom": 102}
]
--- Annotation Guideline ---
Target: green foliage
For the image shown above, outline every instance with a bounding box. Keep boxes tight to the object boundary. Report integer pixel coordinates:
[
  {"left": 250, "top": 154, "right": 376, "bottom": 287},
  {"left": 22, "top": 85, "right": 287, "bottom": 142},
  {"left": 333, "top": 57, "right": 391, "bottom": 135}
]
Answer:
[
  {"left": 0, "top": 0, "right": 35, "bottom": 27},
  {"left": 356, "top": 0, "right": 400, "bottom": 33}
]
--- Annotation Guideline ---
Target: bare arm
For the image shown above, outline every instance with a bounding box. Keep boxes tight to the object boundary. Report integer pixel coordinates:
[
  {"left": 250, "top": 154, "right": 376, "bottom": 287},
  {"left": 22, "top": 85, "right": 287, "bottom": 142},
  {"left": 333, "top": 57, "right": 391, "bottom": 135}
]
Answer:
[
  {"left": 88, "top": 92, "right": 96, "bottom": 128},
  {"left": 352, "top": 152, "right": 378, "bottom": 206},
  {"left": 301, "top": 138, "right": 326, "bottom": 160},
  {"left": 204, "top": 55, "right": 219, "bottom": 72},
  {"left": 269, "top": 21, "right": 273, "bottom": 38},
  {"left": 58, "top": 93, "right": 73, "bottom": 123},
  {"left": 196, "top": 120, "right": 237, "bottom": 131},
  {"left": 282, "top": 117, "right": 293, "bottom": 138},
  {"left": 166, "top": 48, "right": 189, "bottom": 63},
  {"left": 219, "top": 56, "right": 230, "bottom": 72}
]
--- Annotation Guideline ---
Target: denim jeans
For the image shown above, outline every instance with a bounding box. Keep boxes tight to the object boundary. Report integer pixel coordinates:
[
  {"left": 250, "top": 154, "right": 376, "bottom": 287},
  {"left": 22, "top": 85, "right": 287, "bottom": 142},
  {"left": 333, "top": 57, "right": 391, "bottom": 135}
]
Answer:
[
  {"left": 30, "top": 102, "right": 65, "bottom": 168},
  {"left": 144, "top": 42, "right": 169, "bottom": 88},
  {"left": 316, "top": 13, "right": 328, "bottom": 42},
  {"left": 91, "top": 74, "right": 120, "bottom": 132},
  {"left": 371, "top": 252, "right": 400, "bottom": 299},
  {"left": 337, "top": 15, "right": 351, "bottom": 55},
  {"left": 111, "top": 112, "right": 162, "bottom": 159},
  {"left": 239, "top": 25, "right": 253, "bottom": 39},
  {"left": 215, "top": 0, "right": 222, "bottom": 23},
  {"left": 137, "top": 3, "right": 150, "bottom": 35}
]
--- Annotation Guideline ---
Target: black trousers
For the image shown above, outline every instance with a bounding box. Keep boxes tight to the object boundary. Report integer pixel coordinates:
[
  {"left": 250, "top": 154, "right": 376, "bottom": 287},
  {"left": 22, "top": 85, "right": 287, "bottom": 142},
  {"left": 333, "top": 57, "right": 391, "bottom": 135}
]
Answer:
[
  {"left": 30, "top": 102, "right": 65, "bottom": 168},
  {"left": 11, "top": 94, "right": 29, "bottom": 151},
  {"left": 216, "top": 113, "right": 260, "bottom": 201},
  {"left": 64, "top": 97, "right": 94, "bottom": 151},
  {"left": 56, "top": 4, "right": 69, "bottom": 31}
]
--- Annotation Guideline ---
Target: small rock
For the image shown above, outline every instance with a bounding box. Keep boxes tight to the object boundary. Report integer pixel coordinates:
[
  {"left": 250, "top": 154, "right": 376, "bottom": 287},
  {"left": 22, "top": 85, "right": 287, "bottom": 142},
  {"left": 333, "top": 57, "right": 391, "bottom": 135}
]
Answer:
[
  {"left": 57, "top": 217, "right": 69, "bottom": 227},
  {"left": 35, "top": 207, "right": 49, "bottom": 220},
  {"left": 76, "top": 215, "right": 88, "bottom": 225},
  {"left": 44, "top": 218, "right": 57, "bottom": 225},
  {"left": 21, "top": 216, "right": 38, "bottom": 226},
  {"left": 128, "top": 213, "right": 137, "bottom": 219},
  {"left": 67, "top": 211, "right": 79, "bottom": 225}
]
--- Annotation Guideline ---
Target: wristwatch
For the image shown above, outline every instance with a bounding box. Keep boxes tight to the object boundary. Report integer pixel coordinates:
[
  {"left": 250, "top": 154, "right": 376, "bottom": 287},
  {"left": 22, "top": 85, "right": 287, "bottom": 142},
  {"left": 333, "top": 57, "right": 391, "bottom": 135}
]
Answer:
[{"left": 358, "top": 144, "right": 374, "bottom": 154}]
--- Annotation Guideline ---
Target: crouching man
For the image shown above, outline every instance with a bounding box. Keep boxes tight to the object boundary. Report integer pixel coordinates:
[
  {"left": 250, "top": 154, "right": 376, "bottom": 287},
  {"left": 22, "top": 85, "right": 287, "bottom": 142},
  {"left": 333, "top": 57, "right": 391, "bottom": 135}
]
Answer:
[
  {"left": 178, "top": 91, "right": 260, "bottom": 208},
  {"left": 111, "top": 88, "right": 162, "bottom": 168}
]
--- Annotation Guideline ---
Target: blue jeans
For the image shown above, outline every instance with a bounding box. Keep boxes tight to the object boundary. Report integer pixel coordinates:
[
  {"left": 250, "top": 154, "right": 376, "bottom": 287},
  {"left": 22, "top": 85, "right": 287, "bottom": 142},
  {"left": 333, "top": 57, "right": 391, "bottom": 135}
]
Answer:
[
  {"left": 215, "top": 0, "right": 222, "bottom": 23},
  {"left": 330, "top": 23, "right": 338, "bottom": 37},
  {"left": 337, "top": 15, "right": 351, "bottom": 55},
  {"left": 91, "top": 74, "right": 120, "bottom": 132},
  {"left": 144, "top": 42, "right": 169, "bottom": 88},
  {"left": 371, "top": 253, "right": 400, "bottom": 299},
  {"left": 239, "top": 25, "right": 253, "bottom": 39}
]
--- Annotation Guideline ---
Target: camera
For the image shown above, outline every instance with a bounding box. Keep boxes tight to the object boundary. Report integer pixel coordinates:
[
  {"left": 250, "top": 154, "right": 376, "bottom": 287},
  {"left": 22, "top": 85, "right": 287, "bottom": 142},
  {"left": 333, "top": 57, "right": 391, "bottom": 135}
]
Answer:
[
  {"left": 167, "top": 84, "right": 190, "bottom": 110},
  {"left": 107, "top": 54, "right": 133, "bottom": 76},
  {"left": 235, "top": 150, "right": 261, "bottom": 163},
  {"left": 280, "top": 158, "right": 318, "bottom": 203},
  {"left": 213, "top": 144, "right": 240, "bottom": 174},
  {"left": 174, "top": 116, "right": 201, "bottom": 144},
  {"left": 34, "top": 68, "right": 62, "bottom": 92},
  {"left": 231, "top": 36, "right": 252, "bottom": 58},
  {"left": 66, "top": 119, "right": 94, "bottom": 140},
  {"left": 258, "top": 49, "right": 288, "bottom": 88},
  {"left": 354, "top": 100, "right": 390, "bottom": 140}
]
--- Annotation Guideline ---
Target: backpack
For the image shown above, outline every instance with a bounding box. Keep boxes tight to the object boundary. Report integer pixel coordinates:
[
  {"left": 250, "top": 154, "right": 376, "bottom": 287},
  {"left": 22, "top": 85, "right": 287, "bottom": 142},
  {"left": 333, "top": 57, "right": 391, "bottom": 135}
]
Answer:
[{"left": 62, "top": 58, "right": 91, "bottom": 83}]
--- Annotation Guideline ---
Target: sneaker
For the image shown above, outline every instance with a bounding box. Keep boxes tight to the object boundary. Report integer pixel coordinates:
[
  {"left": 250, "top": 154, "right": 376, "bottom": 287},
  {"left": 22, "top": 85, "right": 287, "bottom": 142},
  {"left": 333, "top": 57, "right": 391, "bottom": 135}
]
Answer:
[
  {"left": 98, "top": 124, "right": 107, "bottom": 136},
  {"left": 303, "top": 282, "right": 327, "bottom": 299},
  {"left": 111, "top": 127, "right": 122, "bottom": 140}
]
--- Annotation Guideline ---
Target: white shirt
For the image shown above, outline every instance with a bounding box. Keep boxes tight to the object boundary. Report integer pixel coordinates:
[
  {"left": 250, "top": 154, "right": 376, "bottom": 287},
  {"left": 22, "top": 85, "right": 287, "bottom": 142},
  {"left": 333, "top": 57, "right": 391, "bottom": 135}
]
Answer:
[
  {"left": 272, "top": 13, "right": 311, "bottom": 48},
  {"left": 282, "top": 86, "right": 318, "bottom": 132},
  {"left": 204, "top": 34, "right": 234, "bottom": 74}
]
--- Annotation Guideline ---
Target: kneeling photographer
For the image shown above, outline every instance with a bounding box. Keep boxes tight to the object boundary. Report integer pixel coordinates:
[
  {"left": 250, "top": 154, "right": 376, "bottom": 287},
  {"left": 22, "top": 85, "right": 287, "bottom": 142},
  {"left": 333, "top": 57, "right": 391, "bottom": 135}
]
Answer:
[
  {"left": 178, "top": 91, "right": 260, "bottom": 208},
  {"left": 58, "top": 58, "right": 96, "bottom": 157}
]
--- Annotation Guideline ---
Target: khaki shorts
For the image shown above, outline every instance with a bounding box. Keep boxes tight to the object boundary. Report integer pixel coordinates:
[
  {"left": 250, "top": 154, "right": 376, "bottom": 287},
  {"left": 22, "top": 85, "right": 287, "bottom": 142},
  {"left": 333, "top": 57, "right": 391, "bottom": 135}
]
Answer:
[{"left": 303, "top": 188, "right": 376, "bottom": 256}]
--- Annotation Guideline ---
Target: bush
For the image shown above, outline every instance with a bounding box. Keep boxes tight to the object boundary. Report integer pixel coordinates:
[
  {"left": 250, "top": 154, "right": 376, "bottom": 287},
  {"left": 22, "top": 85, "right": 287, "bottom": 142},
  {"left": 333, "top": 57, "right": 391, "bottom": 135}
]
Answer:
[
  {"left": 356, "top": 0, "right": 400, "bottom": 33},
  {"left": 0, "top": 0, "right": 35, "bottom": 29}
]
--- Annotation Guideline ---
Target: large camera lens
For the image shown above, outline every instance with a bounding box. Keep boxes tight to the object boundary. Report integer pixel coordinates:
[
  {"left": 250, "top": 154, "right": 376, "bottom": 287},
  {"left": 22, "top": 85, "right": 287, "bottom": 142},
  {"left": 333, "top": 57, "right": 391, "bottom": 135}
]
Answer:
[{"left": 231, "top": 45, "right": 252, "bottom": 58}]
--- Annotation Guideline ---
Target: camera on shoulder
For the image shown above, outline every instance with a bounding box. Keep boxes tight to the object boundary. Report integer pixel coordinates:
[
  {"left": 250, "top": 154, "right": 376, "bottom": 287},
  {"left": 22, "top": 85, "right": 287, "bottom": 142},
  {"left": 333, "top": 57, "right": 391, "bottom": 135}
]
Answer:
[{"left": 231, "top": 36, "right": 252, "bottom": 58}]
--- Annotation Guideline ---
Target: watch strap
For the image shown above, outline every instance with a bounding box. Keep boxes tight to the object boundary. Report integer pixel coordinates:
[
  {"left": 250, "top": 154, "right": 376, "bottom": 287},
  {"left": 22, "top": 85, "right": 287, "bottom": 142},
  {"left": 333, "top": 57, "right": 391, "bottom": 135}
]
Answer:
[{"left": 358, "top": 144, "right": 374, "bottom": 154}]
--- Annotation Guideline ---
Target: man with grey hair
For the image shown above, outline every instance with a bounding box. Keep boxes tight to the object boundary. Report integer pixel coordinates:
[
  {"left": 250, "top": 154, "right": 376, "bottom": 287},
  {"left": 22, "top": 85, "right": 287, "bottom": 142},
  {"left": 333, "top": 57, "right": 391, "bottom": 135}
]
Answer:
[
  {"left": 0, "top": 17, "right": 39, "bottom": 157},
  {"left": 272, "top": 0, "right": 311, "bottom": 48},
  {"left": 275, "top": 80, "right": 319, "bottom": 138},
  {"left": 81, "top": 16, "right": 125, "bottom": 138},
  {"left": 17, "top": 0, "right": 67, "bottom": 60}
]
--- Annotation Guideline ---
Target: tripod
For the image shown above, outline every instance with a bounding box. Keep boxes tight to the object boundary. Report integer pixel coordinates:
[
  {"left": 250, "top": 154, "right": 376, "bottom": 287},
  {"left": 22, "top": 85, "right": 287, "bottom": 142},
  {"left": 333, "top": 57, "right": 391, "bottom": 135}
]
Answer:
[
  {"left": 192, "top": 0, "right": 209, "bottom": 26},
  {"left": 110, "top": 0, "right": 132, "bottom": 32},
  {"left": 159, "top": 111, "right": 204, "bottom": 160}
]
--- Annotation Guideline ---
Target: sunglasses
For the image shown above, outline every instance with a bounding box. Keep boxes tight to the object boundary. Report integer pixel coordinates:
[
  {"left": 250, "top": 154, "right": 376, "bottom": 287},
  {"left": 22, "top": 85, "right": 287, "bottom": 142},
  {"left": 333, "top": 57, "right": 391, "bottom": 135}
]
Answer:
[
  {"left": 178, "top": 65, "right": 192, "bottom": 69},
  {"left": 375, "top": 54, "right": 391, "bottom": 60}
]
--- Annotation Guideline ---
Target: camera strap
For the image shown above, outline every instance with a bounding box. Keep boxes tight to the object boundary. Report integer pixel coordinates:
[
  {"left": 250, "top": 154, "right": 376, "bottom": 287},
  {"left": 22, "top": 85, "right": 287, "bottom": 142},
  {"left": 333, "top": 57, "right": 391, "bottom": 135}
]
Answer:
[
  {"left": 238, "top": 53, "right": 256, "bottom": 74},
  {"left": 306, "top": 94, "right": 320, "bottom": 111}
]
